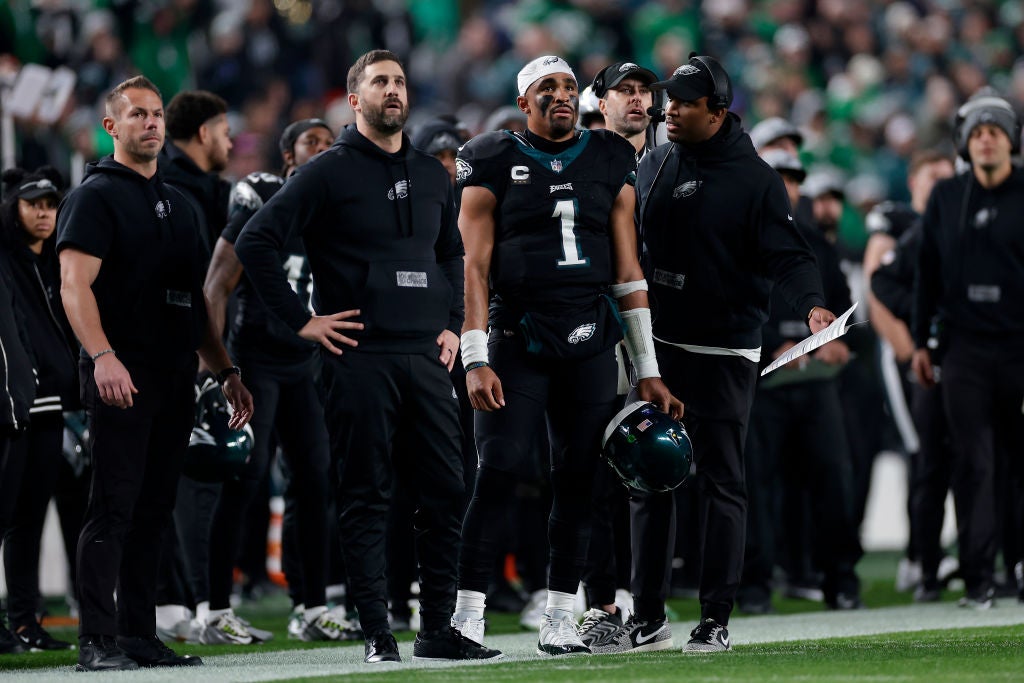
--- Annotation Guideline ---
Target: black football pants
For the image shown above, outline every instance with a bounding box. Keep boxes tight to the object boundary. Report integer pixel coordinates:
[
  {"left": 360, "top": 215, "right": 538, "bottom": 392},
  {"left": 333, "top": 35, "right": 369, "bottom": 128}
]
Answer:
[
  {"left": 77, "top": 357, "right": 196, "bottom": 637},
  {"left": 909, "top": 380, "right": 953, "bottom": 588},
  {"left": 631, "top": 343, "right": 756, "bottom": 626},
  {"left": 207, "top": 361, "right": 330, "bottom": 611},
  {"left": 459, "top": 333, "right": 619, "bottom": 598},
  {"left": 322, "top": 351, "right": 464, "bottom": 636},
  {"left": 941, "top": 331, "right": 1024, "bottom": 596}
]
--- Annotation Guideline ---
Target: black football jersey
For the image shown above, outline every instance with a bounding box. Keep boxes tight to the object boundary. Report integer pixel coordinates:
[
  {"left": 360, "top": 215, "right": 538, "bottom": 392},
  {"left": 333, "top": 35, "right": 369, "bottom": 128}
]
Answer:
[
  {"left": 223, "top": 172, "right": 315, "bottom": 365},
  {"left": 457, "top": 129, "right": 636, "bottom": 324},
  {"left": 865, "top": 200, "right": 919, "bottom": 240}
]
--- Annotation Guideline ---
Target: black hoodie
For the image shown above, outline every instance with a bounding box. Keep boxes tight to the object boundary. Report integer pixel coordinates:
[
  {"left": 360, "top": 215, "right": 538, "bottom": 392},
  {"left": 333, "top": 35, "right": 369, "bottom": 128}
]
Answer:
[
  {"left": 0, "top": 250, "right": 35, "bottom": 432},
  {"left": 55, "top": 156, "right": 208, "bottom": 367},
  {"left": 235, "top": 124, "right": 464, "bottom": 355},
  {"left": 159, "top": 140, "right": 230, "bottom": 252},
  {"left": 636, "top": 113, "right": 824, "bottom": 350}
]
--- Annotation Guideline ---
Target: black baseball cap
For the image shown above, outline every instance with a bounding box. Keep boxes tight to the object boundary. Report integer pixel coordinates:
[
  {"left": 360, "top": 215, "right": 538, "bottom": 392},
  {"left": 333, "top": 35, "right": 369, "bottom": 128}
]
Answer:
[
  {"left": 278, "top": 118, "right": 332, "bottom": 155},
  {"left": 651, "top": 59, "right": 722, "bottom": 104},
  {"left": 593, "top": 62, "right": 658, "bottom": 98}
]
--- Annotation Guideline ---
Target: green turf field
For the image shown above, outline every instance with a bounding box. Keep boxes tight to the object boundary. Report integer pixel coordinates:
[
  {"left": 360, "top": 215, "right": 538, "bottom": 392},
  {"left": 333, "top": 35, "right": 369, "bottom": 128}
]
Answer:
[{"left": 2, "top": 551, "right": 1023, "bottom": 681}]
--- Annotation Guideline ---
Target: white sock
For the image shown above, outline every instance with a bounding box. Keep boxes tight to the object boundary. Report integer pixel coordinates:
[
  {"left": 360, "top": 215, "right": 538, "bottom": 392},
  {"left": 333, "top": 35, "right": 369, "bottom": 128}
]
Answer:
[
  {"left": 453, "top": 589, "right": 486, "bottom": 621},
  {"left": 304, "top": 605, "right": 327, "bottom": 621},
  {"left": 207, "top": 606, "right": 231, "bottom": 621},
  {"left": 546, "top": 590, "right": 576, "bottom": 621},
  {"left": 196, "top": 601, "right": 211, "bottom": 623}
]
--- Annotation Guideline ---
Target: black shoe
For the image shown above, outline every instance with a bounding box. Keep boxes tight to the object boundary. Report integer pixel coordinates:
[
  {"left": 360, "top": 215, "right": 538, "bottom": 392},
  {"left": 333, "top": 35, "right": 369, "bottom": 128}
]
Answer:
[
  {"left": 683, "top": 618, "right": 731, "bottom": 653},
  {"left": 76, "top": 635, "right": 140, "bottom": 671},
  {"left": 958, "top": 587, "right": 995, "bottom": 610},
  {"left": 826, "top": 593, "right": 863, "bottom": 610},
  {"left": 117, "top": 635, "right": 203, "bottom": 667},
  {"left": 15, "top": 621, "right": 73, "bottom": 650},
  {"left": 0, "top": 623, "right": 27, "bottom": 655},
  {"left": 413, "top": 625, "right": 504, "bottom": 661},
  {"left": 364, "top": 631, "right": 401, "bottom": 663}
]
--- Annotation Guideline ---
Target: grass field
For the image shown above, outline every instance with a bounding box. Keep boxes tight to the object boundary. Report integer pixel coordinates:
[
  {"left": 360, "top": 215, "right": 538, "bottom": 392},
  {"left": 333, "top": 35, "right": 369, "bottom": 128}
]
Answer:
[{"left": 3, "top": 551, "right": 1023, "bottom": 681}]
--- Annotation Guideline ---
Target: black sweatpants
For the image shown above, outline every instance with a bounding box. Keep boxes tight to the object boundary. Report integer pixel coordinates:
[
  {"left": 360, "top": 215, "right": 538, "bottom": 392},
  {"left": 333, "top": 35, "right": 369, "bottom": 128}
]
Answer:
[
  {"left": 909, "top": 380, "right": 953, "bottom": 587},
  {"left": 941, "top": 331, "right": 1024, "bottom": 596},
  {"left": 631, "top": 343, "right": 757, "bottom": 626},
  {"left": 321, "top": 351, "right": 464, "bottom": 637},
  {"left": 207, "top": 361, "right": 329, "bottom": 610},
  {"left": 77, "top": 356, "right": 197, "bottom": 637},
  {"left": 458, "top": 333, "right": 619, "bottom": 597},
  {"left": 741, "top": 381, "right": 862, "bottom": 605},
  {"left": 3, "top": 412, "right": 65, "bottom": 627}
]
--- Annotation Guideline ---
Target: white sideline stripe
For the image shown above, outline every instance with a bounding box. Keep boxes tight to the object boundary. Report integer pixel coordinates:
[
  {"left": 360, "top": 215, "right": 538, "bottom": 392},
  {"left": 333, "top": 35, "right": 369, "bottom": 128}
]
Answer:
[{"left": 9, "top": 604, "right": 1024, "bottom": 681}]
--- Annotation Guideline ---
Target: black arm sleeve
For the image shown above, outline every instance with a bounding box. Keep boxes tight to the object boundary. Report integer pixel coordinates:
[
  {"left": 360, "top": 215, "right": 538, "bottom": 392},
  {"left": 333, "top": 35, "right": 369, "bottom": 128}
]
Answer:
[
  {"left": 234, "top": 165, "right": 327, "bottom": 332},
  {"left": 435, "top": 182, "right": 465, "bottom": 335}
]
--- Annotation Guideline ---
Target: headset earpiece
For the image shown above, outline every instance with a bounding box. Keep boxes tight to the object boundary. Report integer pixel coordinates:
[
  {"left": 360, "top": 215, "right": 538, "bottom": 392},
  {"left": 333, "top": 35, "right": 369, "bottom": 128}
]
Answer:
[{"left": 688, "top": 54, "right": 733, "bottom": 111}]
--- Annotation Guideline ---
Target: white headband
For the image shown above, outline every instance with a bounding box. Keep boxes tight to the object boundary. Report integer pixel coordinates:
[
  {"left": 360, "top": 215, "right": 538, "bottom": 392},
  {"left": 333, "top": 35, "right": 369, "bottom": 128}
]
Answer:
[{"left": 517, "top": 55, "right": 576, "bottom": 97}]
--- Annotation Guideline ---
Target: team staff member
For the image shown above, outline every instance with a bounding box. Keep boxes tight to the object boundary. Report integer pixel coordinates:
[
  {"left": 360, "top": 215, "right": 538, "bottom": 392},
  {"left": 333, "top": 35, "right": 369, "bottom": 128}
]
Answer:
[
  {"left": 452, "top": 55, "right": 680, "bottom": 657},
  {"left": 202, "top": 118, "right": 359, "bottom": 644},
  {"left": 577, "top": 60, "right": 658, "bottom": 647},
  {"left": 0, "top": 167, "right": 78, "bottom": 651},
  {"left": 57, "top": 75, "right": 253, "bottom": 672},
  {"left": 235, "top": 49, "right": 501, "bottom": 665},
  {"left": 601, "top": 56, "right": 833, "bottom": 654},
  {"left": 913, "top": 94, "right": 1024, "bottom": 609}
]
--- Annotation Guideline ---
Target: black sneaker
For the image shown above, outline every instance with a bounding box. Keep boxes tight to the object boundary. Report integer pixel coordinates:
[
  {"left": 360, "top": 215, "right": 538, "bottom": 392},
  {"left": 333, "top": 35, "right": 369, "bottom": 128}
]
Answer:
[
  {"left": 578, "top": 607, "right": 623, "bottom": 648},
  {"left": 590, "top": 616, "right": 672, "bottom": 654},
  {"left": 15, "top": 621, "right": 73, "bottom": 651},
  {"left": 412, "top": 625, "right": 504, "bottom": 661},
  {"left": 0, "top": 623, "right": 27, "bottom": 655},
  {"left": 683, "top": 618, "right": 731, "bottom": 653},
  {"left": 76, "top": 635, "right": 140, "bottom": 671},
  {"left": 958, "top": 587, "right": 995, "bottom": 610},
  {"left": 117, "top": 635, "right": 203, "bottom": 667},
  {"left": 364, "top": 631, "right": 401, "bottom": 663},
  {"left": 826, "top": 593, "right": 863, "bottom": 610}
]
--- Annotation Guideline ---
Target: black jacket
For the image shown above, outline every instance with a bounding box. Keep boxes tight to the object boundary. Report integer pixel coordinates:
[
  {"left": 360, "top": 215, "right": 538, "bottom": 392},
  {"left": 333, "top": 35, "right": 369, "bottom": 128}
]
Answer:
[
  {"left": 235, "top": 124, "right": 464, "bottom": 355},
  {"left": 636, "top": 113, "right": 824, "bottom": 350},
  {"left": 4, "top": 241, "right": 78, "bottom": 412},
  {"left": 56, "top": 157, "right": 208, "bottom": 367},
  {"left": 914, "top": 167, "right": 1024, "bottom": 346},
  {"left": 159, "top": 141, "right": 230, "bottom": 252},
  {"left": 0, "top": 250, "right": 36, "bottom": 432}
]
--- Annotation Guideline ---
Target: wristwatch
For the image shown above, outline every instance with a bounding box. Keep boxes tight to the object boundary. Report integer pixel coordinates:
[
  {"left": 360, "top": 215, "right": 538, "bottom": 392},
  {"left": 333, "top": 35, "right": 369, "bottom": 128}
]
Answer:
[{"left": 216, "top": 365, "right": 241, "bottom": 385}]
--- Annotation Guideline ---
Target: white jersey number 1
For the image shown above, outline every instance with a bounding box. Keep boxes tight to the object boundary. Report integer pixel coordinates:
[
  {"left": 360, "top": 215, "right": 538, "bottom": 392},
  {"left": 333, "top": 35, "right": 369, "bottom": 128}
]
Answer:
[{"left": 553, "top": 198, "right": 590, "bottom": 268}]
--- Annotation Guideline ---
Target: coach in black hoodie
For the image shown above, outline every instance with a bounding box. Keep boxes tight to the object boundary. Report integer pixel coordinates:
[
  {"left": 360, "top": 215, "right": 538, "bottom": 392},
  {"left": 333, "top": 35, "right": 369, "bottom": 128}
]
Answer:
[
  {"left": 629, "top": 56, "right": 834, "bottom": 652},
  {"left": 235, "top": 50, "right": 499, "bottom": 665}
]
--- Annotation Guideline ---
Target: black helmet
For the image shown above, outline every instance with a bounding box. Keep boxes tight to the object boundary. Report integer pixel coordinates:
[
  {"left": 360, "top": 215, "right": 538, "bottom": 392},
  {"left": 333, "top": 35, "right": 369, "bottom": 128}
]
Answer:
[
  {"left": 601, "top": 401, "right": 693, "bottom": 493},
  {"left": 183, "top": 379, "right": 254, "bottom": 483}
]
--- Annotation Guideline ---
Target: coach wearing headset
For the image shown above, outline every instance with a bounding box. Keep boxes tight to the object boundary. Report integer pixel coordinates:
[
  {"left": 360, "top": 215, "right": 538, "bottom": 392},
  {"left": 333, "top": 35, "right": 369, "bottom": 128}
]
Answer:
[
  {"left": 591, "top": 55, "right": 834, "bottom": 655},
  {"left": 913, "top": 93, "right": 1024, "bottom": 609}
]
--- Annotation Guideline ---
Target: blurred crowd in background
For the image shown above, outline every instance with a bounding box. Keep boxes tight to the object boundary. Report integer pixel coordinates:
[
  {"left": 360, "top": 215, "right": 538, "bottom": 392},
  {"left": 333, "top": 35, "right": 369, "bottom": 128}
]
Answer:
[{"left": 4, "top": 0, "right": 1024, "bottom": 252}]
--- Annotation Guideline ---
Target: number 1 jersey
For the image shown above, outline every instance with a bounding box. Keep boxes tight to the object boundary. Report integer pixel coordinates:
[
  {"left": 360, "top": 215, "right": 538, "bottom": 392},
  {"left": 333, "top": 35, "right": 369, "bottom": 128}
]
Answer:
[{"left": 457, "top": 129, "right": 637, "bottom": 326}]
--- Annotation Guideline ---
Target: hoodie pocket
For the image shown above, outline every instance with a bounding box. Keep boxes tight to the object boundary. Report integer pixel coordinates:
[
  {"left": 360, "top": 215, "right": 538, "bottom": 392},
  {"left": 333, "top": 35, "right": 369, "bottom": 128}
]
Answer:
[{"left": 361, "top": 260, "right": 453, "bottom": 336}]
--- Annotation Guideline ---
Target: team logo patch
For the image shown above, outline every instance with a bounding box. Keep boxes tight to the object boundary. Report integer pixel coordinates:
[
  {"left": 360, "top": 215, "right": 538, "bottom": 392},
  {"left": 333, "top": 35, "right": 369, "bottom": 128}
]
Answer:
[
  {"left": 550, "top": 182, "right": 573, "bottom": 193},
  {"left": 154, "top": 200, "right": 171, "bottom": 218},
  {"left": 674, "top": 64, "right": 701, "bottom": 77},
  {"left": 550, "top": 159, "right": 563, "bottom": 173},
  {"left": 456, "top": 158, "right": 473, "bottom": 184},
  {"left": 567, "top": 323, "right": 596, "bottom": 344},
  {"left": 543, "top": 56, "right": 560, "bottom": 66},
  {"left": 636, "top": 418, "right": 654, "bottom": 432},
  {"left": 396, "top": 271, "right": 428, "bottom": 288},
  {"left": 973, "top": 207, "right": 996, "bottom": 228},
  {"left": 673, "top": 180, "right": 701, "bottom": 198},
  {"left": 388, "top": 180, "right": 410, "bottom": 200},
  {"left": 620, "top": 62, "right": 640, "bottom": 73}
]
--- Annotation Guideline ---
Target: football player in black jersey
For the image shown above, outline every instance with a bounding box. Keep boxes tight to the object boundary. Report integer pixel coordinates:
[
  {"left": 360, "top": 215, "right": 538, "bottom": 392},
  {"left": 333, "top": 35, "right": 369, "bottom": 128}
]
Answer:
[
  {"left": 452, "top": 55, "right": 681, "bottom": 657},
  {"left": 200, "top": 119, "right": 362, "bottom": 644}
]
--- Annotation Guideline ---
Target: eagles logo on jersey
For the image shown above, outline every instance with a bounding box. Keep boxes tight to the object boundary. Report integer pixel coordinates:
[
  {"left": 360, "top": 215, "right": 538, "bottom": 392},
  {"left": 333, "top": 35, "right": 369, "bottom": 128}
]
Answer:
[{"left": 229, "top": 172, "right": 285, "bottom": 215}]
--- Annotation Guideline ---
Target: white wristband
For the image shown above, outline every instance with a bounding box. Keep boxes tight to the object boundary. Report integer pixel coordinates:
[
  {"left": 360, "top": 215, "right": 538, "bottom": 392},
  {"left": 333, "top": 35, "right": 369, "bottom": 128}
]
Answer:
[
  {"left": 610, "top": 279, "right": 648, "bottom": 299},
  {"left": 460, "top": 329, "right": 489, "bottom": 368},
  {"left": 621, "top": 307, "right": 660, "bottom": 379}
]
